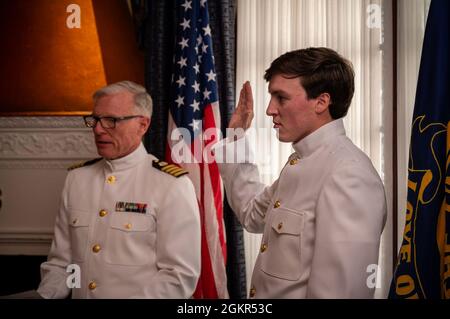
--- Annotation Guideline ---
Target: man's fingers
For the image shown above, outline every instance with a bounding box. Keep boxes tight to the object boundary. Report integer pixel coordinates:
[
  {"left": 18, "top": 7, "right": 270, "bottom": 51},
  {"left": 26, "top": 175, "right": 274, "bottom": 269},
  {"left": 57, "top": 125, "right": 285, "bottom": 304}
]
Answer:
[
  {"left": 228, "top": 81, "right": 254, "bottom": 130},
  {"left": 243, "top": 81, "right": 253, "bottom": 112},
  {"left": 244, "top": 81, "right": 253, "bottom": 102},
  {"left": 237, "top": 84, "right": 247, "bottom": 111}
]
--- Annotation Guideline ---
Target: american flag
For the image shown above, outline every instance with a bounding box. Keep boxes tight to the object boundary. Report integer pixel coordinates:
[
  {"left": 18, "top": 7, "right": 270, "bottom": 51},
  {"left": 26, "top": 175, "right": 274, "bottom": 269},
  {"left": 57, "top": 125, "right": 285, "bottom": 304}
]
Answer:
[{"left": 166, "top": 0, "right": 228, "bottom": 299}]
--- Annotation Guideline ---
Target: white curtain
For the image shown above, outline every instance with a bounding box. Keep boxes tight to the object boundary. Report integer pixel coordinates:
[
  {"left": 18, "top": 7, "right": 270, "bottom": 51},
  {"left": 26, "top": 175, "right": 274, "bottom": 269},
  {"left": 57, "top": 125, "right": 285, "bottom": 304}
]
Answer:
[
  {"left": 396, "top": 0, "right": 431, "bottom": 250},
  {"left": 236, "top": 0, "right": 391, "bottom": 297}
]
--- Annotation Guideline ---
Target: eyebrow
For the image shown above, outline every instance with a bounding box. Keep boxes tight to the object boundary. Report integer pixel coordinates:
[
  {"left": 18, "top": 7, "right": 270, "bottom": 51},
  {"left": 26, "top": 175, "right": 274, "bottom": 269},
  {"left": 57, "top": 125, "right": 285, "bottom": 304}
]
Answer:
[{"left": 268, "top": 89, "right": 289, "bottom": 96}]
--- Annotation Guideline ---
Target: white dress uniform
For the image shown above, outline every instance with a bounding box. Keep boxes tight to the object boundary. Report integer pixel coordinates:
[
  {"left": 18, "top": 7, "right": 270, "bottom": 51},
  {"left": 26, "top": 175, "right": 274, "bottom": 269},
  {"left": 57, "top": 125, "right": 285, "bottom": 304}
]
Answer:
[
  {"left": 37, "top": 143, "right": 201, "bottom": 298},
  {"left": 217, "top": 119, "right": 387, "bottom": 298}
]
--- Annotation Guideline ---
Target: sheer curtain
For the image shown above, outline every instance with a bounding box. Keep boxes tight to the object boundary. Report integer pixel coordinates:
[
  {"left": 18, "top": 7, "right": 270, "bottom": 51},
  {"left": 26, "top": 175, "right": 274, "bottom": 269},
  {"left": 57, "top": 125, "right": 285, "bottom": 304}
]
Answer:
[
  {"left": 396, "top": 0, "right": 431, "bottom": 250},
  {"left": 236, "top": 0, "right": 392, "bottom": 297}
]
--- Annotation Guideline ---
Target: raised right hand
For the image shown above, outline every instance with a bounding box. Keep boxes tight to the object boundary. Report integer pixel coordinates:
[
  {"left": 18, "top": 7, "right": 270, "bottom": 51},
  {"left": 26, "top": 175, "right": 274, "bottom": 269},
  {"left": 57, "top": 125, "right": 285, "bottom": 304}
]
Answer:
[{"left": 228, "top": 81, "right": 254, "bottom": 131}]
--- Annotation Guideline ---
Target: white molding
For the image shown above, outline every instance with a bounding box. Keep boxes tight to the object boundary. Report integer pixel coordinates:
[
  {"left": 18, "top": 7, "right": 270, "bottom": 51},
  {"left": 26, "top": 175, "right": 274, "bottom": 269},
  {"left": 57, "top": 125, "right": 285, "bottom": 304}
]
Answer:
[
  {"left": 0, "top": 116, "right": 86, "bottom": 129},
  {"left": 0, "top": 231, "right": 53, "bottom": 255},
  {"left": 0, "top": 116, "right": 95, "bottom": 255},
  {"left": 0, "top": 116, "right": 97, "bottom": 162},
  {"left": 0, "top": 131, "right": 97, "bottom": 159}
]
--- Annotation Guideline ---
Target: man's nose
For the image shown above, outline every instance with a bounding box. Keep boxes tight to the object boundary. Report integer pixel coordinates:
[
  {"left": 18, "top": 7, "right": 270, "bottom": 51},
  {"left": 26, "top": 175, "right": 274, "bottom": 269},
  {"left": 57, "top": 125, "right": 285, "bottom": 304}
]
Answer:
[{"left": 266, "top": 99, "right": 278, "bottom": 116}]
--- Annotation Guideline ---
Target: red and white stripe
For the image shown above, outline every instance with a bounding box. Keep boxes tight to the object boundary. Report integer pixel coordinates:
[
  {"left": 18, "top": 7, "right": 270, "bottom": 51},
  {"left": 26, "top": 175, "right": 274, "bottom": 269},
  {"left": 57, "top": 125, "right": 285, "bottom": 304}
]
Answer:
[{"left": 166, "top": 101, "right": 228, "bottom": 299}]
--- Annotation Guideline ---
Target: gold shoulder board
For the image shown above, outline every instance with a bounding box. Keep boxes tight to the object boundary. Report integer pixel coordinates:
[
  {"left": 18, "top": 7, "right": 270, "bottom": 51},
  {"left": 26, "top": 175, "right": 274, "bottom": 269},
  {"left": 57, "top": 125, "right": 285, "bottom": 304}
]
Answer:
[
  {"left": 152, "top": 159, "right": 188, "bottom": 178},
  {"left": 68, "top": 158, "right": 102, "bottom": 171}
]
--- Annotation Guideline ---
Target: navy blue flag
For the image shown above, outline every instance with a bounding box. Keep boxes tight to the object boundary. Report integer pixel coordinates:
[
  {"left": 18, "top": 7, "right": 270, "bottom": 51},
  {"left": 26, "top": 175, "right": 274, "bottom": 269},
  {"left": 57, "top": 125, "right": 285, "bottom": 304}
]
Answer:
[{"left": 389, "top": 0, "right": 450, "bottom": 299}]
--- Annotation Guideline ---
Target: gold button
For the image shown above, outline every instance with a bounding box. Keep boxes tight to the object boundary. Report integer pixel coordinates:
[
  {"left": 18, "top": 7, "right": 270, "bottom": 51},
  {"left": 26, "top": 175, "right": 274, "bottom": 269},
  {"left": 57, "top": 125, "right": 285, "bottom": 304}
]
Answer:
[
  {"left": 273, "top": 200, "right": 281, "bottom": 208},
  {"left": 99, "top": 209, "right": 107, "bottom": 217},
  {"left": 277, "top": 222, "right": 283, "bottom": 230},
  {"left": 125, "top": 223, "right": 132, "bottom": 230},
  {"left": 107, "top": 175, "right": 116, "bottom": 184},
  {"left": 92, "top": 244, "right": 101, "bottom": 253},
  {"left": 290, "top": 158, "right": 299, "bottom": 165},
  {"left": 88, "top": 281, "right": 96, "bottom": 290},
  {"left": 249, "top": 287, "right": 256, "bottom": 298},
  {"left": 260, "top": 243, "right": 267, "bottom": 253},
  {"left": 72, "top": 218, "right": 78, "bottom": 225}
]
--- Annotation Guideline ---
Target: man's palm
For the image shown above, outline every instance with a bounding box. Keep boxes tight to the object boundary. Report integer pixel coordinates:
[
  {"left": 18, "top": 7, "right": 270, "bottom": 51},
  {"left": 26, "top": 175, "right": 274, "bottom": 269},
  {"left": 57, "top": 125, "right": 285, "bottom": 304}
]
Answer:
[{"left": 229, "top": 81, "right": 254, "bottom": 130}]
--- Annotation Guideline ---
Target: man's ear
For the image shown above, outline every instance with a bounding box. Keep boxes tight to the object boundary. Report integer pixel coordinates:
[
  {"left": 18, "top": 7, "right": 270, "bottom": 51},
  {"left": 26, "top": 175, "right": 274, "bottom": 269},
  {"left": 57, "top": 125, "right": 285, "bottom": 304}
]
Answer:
[
  {"left": 315, "top": 92, "right": 331, "bottom": 114},
  {"left": 139, "top": 116, "right": 151, "bottom": 133}
]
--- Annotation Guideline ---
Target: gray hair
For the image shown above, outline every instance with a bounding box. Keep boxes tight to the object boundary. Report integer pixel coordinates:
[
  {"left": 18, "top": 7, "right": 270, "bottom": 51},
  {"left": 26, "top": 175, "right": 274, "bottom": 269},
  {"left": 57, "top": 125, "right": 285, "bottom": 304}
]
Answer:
[{"left": 93, "top": 81, "right": 153, "bottom": 118}]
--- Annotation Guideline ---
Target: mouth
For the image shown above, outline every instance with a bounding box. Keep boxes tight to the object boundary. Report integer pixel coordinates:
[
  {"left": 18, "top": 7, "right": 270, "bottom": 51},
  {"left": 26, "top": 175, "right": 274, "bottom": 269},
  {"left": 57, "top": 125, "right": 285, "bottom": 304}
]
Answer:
[
  {"left": 95, "top": 140, "right": 113, "bottom": 146},
  {"left": 273, "top": 121, "right": 281, "bottom": 128}
]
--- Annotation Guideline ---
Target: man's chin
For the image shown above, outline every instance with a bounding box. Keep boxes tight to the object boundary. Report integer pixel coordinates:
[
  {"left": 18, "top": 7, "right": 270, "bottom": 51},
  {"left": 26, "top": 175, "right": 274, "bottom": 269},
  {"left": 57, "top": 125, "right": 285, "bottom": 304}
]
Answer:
[
  {"left": 275, "top": 132, "right": 292, "bottom": 143},
  {"left": 96, "top": 148, "right": 113, "bottom": 160}
]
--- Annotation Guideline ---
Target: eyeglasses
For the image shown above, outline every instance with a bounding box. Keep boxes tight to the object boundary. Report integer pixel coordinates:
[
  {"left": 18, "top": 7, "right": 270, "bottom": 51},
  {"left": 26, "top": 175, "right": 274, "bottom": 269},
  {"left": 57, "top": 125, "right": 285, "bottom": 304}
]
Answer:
[{"left": 83, "top": 115, "right": 143, "bottom": 129}]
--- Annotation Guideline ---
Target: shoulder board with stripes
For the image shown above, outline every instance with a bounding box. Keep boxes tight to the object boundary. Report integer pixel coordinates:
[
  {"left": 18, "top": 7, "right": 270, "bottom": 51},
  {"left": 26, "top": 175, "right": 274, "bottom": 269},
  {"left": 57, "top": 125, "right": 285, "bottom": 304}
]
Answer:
[
  {"left": 67, "top": 158, "right": 102, "bottom": 171},
  {"left": 152, "top": 159, "right": 188, "bottom": 178}
]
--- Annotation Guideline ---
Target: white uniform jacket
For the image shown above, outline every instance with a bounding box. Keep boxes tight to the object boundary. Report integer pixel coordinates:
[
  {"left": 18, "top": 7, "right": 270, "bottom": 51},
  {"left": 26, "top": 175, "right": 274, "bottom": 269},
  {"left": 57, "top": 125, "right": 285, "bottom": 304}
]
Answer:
[
  {"left": 37, "top": 143, "right": 201, "bottom": 298},
  {"left": 218, "top": 119, "right": 387, "bottom": 298}
]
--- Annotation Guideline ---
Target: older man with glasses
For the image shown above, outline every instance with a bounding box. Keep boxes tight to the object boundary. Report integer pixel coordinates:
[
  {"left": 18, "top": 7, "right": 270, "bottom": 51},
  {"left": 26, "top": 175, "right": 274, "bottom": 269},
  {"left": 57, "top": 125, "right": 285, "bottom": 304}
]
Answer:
[{"left": 36, "top": 81, "right": 201, "bottom": 298}]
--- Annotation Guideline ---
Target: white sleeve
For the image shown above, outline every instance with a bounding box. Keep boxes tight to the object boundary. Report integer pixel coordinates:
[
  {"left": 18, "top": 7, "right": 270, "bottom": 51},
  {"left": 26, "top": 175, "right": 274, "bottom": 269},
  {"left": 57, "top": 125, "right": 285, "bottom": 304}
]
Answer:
[
  {"left": 215, "top": 136, "right": 278, "bottom": 234},
  {"left": 306, "top": 163, "right": 387, "bottom": 298}
]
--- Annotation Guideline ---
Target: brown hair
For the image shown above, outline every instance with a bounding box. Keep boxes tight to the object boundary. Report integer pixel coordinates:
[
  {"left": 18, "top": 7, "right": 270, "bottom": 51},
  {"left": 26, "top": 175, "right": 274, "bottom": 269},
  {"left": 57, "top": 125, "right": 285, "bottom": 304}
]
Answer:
[{"left": 264, "top": 47, "right": 355, "bottom": 119}]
